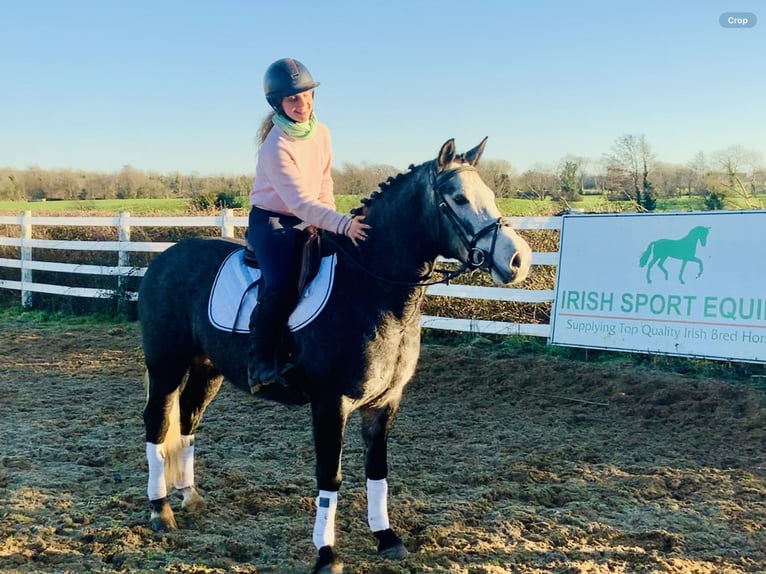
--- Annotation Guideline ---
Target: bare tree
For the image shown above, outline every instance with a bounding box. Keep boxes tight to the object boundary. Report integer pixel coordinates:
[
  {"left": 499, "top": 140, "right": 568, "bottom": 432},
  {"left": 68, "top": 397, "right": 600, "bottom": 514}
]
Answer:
[
  {"left": 712, "top": 145, "right": 765, "bottom": 208},
  {"left": 477, "top": 159, "right": 516, "bottom": 198},
  {"left": 606, "top": 134, "right": 655, "bottom": 210},
  {"left": 606, "top": 134, "right": 640, "bottom": 200},
  {"left": 50, "top": 170, "right": 85, "bottom": 200},
  {"left": 581, "top": 157, "right": 608, "bottom": 193},
  {"left": 0, "top": 170, "right": 25, "bottom": 200},
  {"left": 332, "top": 163, "right": 399, "bottom": 196},
  {"left": 518, "top": 165, "right": 556, "bottom": 200},
  {"left": 684, "top": 152, "right": 709, "bottom": 195}
]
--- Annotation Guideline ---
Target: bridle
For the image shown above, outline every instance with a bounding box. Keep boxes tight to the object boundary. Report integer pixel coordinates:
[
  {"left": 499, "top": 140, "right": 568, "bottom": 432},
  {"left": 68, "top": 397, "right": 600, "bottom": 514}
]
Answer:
[
  {"left": 327, "top": 163, "right": 504, "bottom": 288},
  {"left": 431, "top": 164, "right": 503, "bottom": 277}
]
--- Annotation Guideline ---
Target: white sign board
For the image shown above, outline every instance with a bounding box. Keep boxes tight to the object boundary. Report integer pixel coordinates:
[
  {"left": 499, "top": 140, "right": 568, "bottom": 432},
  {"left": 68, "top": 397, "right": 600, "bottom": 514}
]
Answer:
[{"left": 549, "top": 211, "right": 766, "bottom": 363}]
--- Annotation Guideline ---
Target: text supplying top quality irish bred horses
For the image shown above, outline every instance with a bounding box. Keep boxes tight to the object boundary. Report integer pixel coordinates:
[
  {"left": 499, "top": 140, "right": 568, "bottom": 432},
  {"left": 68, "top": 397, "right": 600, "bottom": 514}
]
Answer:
[{"left": 138, "top": 138, "right": 532, "bottom": 573}]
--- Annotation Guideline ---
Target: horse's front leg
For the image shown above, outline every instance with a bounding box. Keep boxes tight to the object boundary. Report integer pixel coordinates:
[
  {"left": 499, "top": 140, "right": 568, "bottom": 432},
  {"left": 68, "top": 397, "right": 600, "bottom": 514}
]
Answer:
[
  {"left": 678, "top": 260, "right": 688, "bottom": 284},
  {"left": 360, "top": 403, "right": 408, "bottom": 560},
  {"left": 309, "top": 398, "right": 348, "bottom": 574},
  {"left": 693, "top": 256, "right": 703, "bottom": 279}
]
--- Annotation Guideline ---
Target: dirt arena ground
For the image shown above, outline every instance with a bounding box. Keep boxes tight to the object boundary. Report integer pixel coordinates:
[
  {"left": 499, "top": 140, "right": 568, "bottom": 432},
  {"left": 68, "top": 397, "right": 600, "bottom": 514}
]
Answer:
[{"left": 0, "top": 317, "right": 764, "bottom": 573}]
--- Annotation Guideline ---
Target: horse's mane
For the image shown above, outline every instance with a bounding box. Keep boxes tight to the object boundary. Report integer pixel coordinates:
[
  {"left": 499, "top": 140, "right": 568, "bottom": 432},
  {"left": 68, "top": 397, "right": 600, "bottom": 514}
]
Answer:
[
  {"left": 349, "top": 162, "right": 430, "bottom": 218},
  {"left": 347, "top": 148, "right": 478, "bottom": 222}
]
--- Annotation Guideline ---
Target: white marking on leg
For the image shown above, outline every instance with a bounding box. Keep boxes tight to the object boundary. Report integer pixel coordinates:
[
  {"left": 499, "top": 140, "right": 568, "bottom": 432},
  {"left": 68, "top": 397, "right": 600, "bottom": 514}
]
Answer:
[
  {"left": 173, "top": 434, "right": 195, "bottom": 490},
  {"left": 146, "top": 442, "right": 167, "bottom": 500},
  {"left": 312, "top": 490, "right": 338, "bottom": 549},
  {"left": 367, "top": 478, "right": 390, "bottom": 532}
]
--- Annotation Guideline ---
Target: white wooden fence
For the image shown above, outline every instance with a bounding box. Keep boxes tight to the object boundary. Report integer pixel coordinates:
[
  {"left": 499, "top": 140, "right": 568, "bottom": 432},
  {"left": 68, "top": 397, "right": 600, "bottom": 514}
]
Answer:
[{"left": 0, "top": 210, "right": 560, "bottom": 337}]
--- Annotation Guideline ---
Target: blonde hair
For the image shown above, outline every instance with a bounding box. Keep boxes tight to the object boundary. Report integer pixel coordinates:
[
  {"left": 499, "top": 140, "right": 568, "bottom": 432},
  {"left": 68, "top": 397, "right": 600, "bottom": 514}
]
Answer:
[{"left": 257, "top": 111, "right": 276, "bottom": 146}]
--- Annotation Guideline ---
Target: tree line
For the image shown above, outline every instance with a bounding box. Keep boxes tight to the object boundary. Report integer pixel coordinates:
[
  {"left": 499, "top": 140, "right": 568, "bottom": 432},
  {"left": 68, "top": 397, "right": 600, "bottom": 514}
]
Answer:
[{"left": 2, "top": 134, "right": 764, "bottom": 211}]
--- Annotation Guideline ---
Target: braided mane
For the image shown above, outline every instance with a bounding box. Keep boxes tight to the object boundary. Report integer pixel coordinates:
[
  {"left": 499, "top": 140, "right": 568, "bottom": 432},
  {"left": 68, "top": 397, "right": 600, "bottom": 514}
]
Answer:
[
  {"left": 349, "top": 162, "right": 428, "bottom": 218},
  {"left": 348, "top": 148, "right": 479, "bottom": 219}
]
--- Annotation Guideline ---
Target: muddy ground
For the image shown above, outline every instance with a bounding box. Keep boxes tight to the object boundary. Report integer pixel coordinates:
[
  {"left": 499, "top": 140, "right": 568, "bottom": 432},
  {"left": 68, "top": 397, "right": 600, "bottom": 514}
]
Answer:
[{"left": 0, "top": 318, "right": 764, "bottom": 573}]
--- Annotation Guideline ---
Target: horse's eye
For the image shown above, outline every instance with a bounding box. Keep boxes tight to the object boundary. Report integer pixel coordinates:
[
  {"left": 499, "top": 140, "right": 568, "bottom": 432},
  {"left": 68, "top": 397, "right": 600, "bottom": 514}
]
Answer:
[{"left": 452, "top": 193, "right": 469, "bottom": 206}]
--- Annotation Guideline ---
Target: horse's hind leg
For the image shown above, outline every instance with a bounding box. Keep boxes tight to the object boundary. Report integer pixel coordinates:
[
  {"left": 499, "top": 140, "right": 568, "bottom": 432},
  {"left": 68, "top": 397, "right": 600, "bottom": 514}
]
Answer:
[
  {"left": 144, "top": 360, "right": 189, "bottom": 531},
  {"left": 646, "top": 258, "right": 657, "bottom": 284},
  {"left": 656, "top": 257, "right": 670, "bottom": 281},
  {"left": 360, "top": 404, "right": 408, "bottom": 560},
  {"left": 174, "top": 357, "right": 224, "bottom": 514}
]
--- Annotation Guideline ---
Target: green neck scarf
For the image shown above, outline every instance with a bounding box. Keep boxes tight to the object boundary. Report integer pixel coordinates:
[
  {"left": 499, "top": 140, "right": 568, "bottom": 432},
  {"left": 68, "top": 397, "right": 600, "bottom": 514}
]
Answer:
[{"left": 272, "top": 112, "right": 317, "bottom": 139}]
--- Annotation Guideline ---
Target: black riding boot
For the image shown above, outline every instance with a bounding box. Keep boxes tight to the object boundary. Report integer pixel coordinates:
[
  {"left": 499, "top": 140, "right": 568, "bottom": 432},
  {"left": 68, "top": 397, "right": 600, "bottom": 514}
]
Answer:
[{"left": 247, "top": 293, "right": 291, "bottom": 393}]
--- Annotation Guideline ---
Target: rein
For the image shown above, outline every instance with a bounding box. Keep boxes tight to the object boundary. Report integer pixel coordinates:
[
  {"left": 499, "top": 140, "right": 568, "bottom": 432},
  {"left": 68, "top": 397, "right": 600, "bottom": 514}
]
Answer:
[
  {"left": 325, "top": 163, "right": 502, "bottom": 288},
  {"left": 324, "top": 234, "right": 470, "bottom": 288}
]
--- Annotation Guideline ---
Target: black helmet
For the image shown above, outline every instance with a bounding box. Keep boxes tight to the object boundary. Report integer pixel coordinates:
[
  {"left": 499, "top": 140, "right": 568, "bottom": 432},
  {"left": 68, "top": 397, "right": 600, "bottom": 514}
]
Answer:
[{"left": 264, "top": 58, "right": 319, "bottom": 112}]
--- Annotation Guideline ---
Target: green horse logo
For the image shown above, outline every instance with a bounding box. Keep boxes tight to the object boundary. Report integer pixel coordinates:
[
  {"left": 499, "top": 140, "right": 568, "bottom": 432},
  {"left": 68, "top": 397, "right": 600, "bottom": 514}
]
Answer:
[{"left": 639, "top": 226, "right": 710, "bottom": 284}]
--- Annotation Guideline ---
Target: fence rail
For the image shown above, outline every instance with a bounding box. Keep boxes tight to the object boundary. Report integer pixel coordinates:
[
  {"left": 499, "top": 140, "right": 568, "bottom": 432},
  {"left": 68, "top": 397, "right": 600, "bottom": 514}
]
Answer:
[{"left": 0, "top": 210, "right": 561, "bottom": 336}]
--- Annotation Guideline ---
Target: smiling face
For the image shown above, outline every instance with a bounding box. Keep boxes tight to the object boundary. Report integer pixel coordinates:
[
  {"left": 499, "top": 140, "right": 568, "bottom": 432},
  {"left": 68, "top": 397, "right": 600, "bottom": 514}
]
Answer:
[{"left": 281, "top": 90, "right": 314, "bottom": 122}]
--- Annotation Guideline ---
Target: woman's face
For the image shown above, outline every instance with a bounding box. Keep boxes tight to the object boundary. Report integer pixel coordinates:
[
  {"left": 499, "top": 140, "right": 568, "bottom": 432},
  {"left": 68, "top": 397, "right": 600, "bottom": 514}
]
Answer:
[{"left": 281, "top": 90, "right": 313, "bottom": 122}]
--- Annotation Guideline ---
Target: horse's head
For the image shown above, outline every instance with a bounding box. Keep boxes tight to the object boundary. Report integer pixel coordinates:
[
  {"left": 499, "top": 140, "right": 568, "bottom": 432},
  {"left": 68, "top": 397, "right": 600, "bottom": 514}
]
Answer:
[
  {"left": 695, "top": 226, "right": 711, "bottom": 246},
  {"left": 432, "top": 138, "right": 532, "bottom": 285}
]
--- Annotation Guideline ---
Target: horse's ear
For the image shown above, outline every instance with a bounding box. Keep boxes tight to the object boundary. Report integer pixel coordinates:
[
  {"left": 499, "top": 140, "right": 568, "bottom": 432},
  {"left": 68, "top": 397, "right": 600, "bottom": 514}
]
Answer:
[
  {"left": 464, "top": 137, "right": 488, "bottom": 166},
  {"left": 437, "top": 139, "right": 456, "bottom": 170}
]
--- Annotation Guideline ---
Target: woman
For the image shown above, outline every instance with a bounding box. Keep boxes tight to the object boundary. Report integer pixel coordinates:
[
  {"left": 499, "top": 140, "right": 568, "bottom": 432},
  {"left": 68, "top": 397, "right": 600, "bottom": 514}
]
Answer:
[{"left": 247, "top": 57, "right": 370, "bottom": 393}]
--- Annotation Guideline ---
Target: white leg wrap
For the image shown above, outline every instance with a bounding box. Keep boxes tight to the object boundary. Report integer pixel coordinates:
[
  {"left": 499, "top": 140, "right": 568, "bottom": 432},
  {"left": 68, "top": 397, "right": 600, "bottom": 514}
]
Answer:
[
  {"left": 312, "top": 490, "right": 338, "bottom": 549},
  {"left": 367, "top": 478, "right": 390, "bottom": 532},
  {"left": 173, "top": 435, "right": 195, "bottom": 490},
  {"left": 146, "top": 442, "right": 167, "bottom": 501}
]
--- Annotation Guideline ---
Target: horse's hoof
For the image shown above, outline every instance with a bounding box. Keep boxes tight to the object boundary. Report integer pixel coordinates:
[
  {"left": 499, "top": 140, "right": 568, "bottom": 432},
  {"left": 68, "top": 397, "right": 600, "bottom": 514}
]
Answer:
[
  {"left": 149, "top": 511, "right": 177, "bottom": 532},
  {"left": 374, "top": 528, "right": 409, "bottom": 559},
  {"left": 310, "top": 546, "right": 344, "bottom": 574},
  {"left": 149, "top": 499, "right": 177, "bottom": 531},
  {"left": 180, "top": 486, "right": 206, "bottom": 513},
  {"left": 379, "top": 542, "right": 408, "bottom": 559}
]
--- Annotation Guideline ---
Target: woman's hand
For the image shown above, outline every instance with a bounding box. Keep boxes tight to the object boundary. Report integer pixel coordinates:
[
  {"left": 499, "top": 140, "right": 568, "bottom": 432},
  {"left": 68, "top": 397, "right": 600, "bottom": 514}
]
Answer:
[{"left": 346, "top": 215, "right": 371, "bottom": 246}]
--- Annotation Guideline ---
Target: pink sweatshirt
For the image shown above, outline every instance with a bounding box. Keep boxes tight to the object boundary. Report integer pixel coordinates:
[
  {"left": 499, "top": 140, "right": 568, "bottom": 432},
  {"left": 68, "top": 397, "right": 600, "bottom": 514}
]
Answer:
[{"left": 249, "top": 122, "right": 351, "bottom": 235}]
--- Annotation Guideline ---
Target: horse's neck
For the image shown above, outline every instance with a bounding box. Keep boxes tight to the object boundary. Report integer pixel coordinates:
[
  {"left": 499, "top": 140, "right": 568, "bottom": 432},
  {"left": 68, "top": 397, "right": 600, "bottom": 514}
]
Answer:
[
  {"left": 336, "top": 167, "right": 439, "bottom": 316},
  {"left": 359, "top": 168, "right": 440, "bottom": 280}
]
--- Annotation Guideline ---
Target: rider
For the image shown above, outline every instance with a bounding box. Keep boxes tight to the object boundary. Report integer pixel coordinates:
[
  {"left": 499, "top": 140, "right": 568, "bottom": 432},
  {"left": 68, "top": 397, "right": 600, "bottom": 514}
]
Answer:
[{"left": 247, "top": 57, "right": 370, "bottom": 393}]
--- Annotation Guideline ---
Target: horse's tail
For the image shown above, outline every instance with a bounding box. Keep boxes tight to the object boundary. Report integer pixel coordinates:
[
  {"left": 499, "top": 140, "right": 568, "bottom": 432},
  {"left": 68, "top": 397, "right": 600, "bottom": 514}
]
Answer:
[
  {"left": 639, "top": 242, "right": 654, "bottom": 267},
  {"left": 144, "top": 369, "right": 183, "bottom": 493}
]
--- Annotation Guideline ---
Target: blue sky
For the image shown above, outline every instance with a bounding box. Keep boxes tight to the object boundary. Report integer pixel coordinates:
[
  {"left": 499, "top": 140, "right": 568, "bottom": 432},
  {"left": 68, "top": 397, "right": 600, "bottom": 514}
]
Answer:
[{"left": 1, "top": 1, "right": 763, "bottom": 176}]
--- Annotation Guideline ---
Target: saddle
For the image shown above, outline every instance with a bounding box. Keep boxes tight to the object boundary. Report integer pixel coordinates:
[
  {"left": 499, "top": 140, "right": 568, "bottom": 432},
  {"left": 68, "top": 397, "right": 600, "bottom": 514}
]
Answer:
[{"left": 243, "top": 225, "right": 323, "bottom": 296}]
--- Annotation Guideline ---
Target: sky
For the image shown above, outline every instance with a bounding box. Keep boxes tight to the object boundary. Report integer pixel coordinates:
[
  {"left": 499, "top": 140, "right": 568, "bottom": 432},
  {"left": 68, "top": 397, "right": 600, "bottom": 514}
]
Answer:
[{"left": 1, "top": 0, "right": 764, "bottom": 176}]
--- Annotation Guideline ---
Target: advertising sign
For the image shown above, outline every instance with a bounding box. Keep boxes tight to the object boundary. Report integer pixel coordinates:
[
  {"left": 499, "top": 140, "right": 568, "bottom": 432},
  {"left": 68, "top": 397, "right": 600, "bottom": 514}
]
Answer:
[{"left": 549, "top": 211, "right": 766, "bottom": 363}]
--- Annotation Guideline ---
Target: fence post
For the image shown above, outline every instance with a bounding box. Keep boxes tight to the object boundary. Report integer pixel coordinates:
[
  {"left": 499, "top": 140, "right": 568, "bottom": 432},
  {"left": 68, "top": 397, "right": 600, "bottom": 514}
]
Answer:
[
  {"left": 117, "top": 211, "right": 130, "bottom": 314},
  {"left": 221, "top": 208, "right": 235, "bottom": 238},
  {"left": 20, "top": 210, "right": 32, "bottom": 309}
]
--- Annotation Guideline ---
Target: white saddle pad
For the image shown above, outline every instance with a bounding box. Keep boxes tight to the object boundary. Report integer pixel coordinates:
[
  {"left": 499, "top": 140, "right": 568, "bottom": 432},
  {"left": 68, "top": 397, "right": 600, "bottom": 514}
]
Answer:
[{"left": 208, "top": 248, "right": 336, "bottom": 333}]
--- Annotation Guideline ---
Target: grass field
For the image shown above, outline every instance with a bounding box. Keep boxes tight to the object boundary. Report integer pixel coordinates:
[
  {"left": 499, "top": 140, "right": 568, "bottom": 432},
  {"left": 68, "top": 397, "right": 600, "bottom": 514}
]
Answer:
[
  {"left": 0, "top": 195, "right": 641, "bottom": 217},
  {"left": 0, "top": 198, "right": 193, "bottom": 215},
  {"left": 3, "top": 194, "right": 764, "bottom": 218}
]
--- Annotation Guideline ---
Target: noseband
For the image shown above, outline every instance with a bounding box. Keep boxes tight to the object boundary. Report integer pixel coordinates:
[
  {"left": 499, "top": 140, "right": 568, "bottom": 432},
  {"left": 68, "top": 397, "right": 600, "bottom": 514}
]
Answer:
[{"left": 432, "top": 165, "right": 502, "bottom": 275}]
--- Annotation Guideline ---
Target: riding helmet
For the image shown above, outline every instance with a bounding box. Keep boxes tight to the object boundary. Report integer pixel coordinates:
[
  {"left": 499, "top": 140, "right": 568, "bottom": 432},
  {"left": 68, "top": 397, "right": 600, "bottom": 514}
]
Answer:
[{"left": 264, "top": 58, "right": 319, "bottom": 113}]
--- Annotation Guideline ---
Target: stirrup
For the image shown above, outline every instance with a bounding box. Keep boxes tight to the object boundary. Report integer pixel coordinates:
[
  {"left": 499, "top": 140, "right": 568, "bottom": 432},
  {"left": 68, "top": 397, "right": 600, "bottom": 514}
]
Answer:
[{"left": 248, "top": 362, "right": 292, "bottom": 394}]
